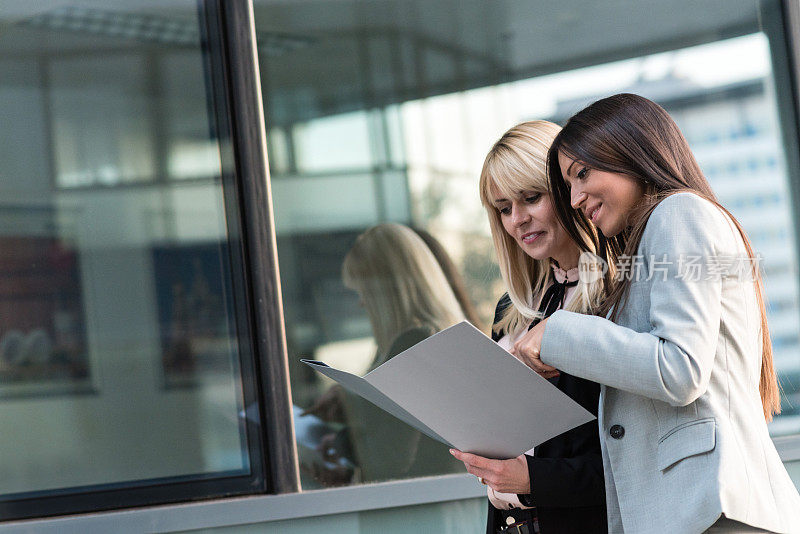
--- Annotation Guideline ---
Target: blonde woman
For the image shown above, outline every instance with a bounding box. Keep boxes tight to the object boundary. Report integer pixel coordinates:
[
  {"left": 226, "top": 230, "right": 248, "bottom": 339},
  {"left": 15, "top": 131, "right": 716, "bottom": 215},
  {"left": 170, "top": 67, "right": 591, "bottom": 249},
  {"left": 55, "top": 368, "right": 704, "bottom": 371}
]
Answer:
[{"left": 451, "top": 120, "right": 611, "bottom": 534}]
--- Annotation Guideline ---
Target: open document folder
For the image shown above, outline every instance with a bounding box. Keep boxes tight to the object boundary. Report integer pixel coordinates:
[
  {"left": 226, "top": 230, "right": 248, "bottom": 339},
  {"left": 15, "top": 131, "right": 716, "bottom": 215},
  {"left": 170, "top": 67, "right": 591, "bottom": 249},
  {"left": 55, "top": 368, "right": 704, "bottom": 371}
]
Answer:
[{"left": 302, "top": 321, "right": 595, "bottom": 459}]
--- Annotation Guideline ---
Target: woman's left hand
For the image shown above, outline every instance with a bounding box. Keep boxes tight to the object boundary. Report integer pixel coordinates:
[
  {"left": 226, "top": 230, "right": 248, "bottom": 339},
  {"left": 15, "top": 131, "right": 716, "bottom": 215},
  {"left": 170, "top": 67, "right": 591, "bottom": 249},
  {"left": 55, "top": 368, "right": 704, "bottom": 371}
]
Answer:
[
  {"left": 450, "top": 449, "right": 530, "bottom": 494},
  {"left": 511, "top": 318, "right": 559, "bottom": 379}
]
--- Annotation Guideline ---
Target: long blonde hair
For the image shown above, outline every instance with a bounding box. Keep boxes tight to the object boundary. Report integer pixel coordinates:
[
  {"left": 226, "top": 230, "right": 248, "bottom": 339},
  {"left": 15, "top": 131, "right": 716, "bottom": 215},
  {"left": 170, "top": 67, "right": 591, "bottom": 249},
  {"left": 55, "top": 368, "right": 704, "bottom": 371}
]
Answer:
[
  {"left": 342, "top": 223, "right": 465, "bottom": 364},
  {"left": 479, "top": 120, "right": 610, "bottom": 337}
]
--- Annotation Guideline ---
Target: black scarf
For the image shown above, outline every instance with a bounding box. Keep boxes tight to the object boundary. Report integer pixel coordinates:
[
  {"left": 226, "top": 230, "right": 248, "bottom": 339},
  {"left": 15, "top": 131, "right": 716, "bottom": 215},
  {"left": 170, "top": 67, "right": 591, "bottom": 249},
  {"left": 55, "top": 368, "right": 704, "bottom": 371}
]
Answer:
[{"left": 529, "top": 277, "right": 578, "bottom": 330}]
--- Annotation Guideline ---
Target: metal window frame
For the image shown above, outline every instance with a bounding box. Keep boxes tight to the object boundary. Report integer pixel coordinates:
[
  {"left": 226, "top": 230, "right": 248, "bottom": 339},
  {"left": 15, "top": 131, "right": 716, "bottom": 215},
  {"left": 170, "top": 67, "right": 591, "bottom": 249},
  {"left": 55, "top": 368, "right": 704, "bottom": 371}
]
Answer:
[
  {"left": 2, "top": 435, "right": 800, "bottom": 534},
  {"left": 0, "top": 474, "right": 485, "bottom": 534},
  {"left": 209, "top": 0, "right": 299, "bottom": 493}
]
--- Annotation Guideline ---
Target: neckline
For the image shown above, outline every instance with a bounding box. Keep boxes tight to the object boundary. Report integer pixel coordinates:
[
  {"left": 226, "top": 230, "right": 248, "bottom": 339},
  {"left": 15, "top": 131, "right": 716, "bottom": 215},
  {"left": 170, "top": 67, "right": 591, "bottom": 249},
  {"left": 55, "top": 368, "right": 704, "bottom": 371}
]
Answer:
[{"left": 551, "top": 262, "right": 579, "bottom": 284}]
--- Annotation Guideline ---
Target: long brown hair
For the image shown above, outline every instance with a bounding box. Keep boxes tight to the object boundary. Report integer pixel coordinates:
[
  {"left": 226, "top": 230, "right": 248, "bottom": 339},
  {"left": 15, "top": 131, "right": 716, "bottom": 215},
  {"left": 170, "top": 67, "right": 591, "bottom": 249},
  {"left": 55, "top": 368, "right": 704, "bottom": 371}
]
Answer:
[{"left": 546, "top": 93, "right": 780, "bottom": 421}]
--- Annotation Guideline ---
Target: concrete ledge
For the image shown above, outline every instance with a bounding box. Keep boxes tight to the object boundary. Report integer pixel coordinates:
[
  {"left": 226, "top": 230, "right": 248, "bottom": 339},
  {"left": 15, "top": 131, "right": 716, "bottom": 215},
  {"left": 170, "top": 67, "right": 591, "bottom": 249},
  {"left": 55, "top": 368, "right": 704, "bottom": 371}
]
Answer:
[
  {"left": 0, "top": 474, "right": 486, "bottom": 534},
  {"left": 4, "top": 435, "right": 800, "bottom": 533}
]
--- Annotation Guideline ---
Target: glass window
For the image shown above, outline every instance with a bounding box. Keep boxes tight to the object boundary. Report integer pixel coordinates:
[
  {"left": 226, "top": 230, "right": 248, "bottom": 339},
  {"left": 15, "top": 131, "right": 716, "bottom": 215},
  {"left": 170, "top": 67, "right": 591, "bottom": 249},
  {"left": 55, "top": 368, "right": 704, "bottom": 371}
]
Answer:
[
  {"left": 254, "top": 0, "right": 800, "bottom": 490},
  {"left": 0, "top": 0, "right": 264, "bottom": 519}
]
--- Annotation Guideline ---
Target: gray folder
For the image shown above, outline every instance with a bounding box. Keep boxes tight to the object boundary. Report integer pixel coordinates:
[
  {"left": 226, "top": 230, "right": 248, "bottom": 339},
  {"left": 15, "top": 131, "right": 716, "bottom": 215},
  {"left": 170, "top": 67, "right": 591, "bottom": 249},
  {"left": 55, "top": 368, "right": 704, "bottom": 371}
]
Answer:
[{"left": 302, "top": 321, "right": 595, "bottom": 459}]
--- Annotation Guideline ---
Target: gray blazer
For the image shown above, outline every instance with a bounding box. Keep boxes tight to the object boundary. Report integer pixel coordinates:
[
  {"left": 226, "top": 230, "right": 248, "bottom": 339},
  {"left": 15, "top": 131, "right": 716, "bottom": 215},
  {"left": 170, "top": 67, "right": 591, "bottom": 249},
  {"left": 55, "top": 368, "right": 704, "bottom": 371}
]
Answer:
[{"left": 541, "top": 193, "right": 800, "bottom": 534}]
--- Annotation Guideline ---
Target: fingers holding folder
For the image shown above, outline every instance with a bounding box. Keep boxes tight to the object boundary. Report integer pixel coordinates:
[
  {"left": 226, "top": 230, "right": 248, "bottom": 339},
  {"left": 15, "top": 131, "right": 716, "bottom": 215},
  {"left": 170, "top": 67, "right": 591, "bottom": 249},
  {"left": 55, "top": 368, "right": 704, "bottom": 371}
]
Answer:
[{"left": 450, "top": 449, "right": 530, "bottom": 494}]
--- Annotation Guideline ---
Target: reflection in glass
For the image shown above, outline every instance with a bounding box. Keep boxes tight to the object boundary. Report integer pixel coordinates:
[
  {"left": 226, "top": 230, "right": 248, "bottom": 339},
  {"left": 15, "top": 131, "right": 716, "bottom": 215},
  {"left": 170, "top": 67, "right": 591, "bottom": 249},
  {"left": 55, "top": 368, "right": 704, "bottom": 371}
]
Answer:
[
  {"left": 0, "top": 1, "right": 252, "bottom": 499},
  {"left": 51, "top": 54, "right": 156, "bottom": 187},
  {"left": 299, "top": 224, "right": 465, "bottom": 486},
  {"left": 0, "top": 208, "right": 89, "bottom": 397},
  {"left": 254, "top": 0, "right": 800, "bottom": 489},
  {"left": 343, "top": 224, "right": 465, "bottom": 365}
]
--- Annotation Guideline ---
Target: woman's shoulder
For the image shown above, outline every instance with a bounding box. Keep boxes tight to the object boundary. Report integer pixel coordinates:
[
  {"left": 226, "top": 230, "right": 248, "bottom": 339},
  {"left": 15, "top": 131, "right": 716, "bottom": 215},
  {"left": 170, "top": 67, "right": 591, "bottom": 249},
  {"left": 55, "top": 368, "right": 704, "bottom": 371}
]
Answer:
[
  {"left": 649, "top": 192, "right": 728, "bottom": 225},
  {"left": 386, "top": 325, "right": 437, "bottom": 359},
  {"left": 644, "top": 192, "right": 736, "bottom": 247},
  {"left": 650, "top": 191, "right": 715, "bottom": 217}
]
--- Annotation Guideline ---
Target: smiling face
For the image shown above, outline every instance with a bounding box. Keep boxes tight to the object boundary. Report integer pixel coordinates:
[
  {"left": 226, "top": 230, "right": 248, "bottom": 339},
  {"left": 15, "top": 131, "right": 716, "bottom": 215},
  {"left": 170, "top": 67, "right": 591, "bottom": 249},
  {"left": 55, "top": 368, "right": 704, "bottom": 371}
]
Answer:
[
  {"left": 557, "top": 151, "right": 646, "bottom": 237},
  {"left": 491, "top": 186, "right": 580, "bottom": 268}
]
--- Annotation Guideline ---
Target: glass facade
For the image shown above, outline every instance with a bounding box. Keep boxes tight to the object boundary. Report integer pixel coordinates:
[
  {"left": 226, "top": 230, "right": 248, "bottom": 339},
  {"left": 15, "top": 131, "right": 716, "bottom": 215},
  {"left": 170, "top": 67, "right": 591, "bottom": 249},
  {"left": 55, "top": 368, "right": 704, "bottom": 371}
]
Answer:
[
  {"left": 0, "top": 0, "right": 798, "bottom": 525},
  {"left": 254, "top": 0, "right": 800, "bottom": 491},
  {"left": 0, "top": 0, "right": 263, "bottom": 517}
]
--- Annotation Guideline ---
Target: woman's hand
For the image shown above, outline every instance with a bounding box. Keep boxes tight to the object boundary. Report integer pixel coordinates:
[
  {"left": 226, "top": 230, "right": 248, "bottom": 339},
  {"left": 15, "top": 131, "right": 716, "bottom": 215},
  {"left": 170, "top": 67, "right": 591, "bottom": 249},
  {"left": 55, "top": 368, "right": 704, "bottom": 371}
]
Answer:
[
  {"left": 302, "top": 385, "right": 346, "bottom": 423},
  {"left": 510, "top": 318, "right": 560, "bottom": 379},
  {"left": 450, "top": 449, "right": 530, "bottom": 494}
]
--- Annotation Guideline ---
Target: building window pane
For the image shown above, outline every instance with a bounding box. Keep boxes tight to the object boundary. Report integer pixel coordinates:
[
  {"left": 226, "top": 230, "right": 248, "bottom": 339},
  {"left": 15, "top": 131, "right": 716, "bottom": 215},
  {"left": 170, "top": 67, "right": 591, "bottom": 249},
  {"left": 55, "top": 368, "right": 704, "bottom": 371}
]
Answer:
[{"left": 0, "top": 1, "right": 262, "bottom": 517}]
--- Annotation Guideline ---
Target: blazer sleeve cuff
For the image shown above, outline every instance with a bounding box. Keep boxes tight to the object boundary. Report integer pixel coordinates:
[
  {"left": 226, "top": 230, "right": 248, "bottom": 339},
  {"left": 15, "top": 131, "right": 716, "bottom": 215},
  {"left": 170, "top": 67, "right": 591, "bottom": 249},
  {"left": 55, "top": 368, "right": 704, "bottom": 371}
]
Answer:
[
  {"left": 525, "top": 452, "right": 606, "bottom": 508},
  {"left": 540, "top": 310, "right": 589, "bottom": 370},
  {"left": 521, "top": 453, "right": 537, "bottom": 505}
]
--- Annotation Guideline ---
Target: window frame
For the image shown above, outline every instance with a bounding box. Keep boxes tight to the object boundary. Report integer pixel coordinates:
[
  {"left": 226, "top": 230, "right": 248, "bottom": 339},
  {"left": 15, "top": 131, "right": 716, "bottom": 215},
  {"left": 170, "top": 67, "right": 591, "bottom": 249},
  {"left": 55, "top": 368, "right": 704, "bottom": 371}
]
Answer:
[
  {"left": 207, "top": 0, "right": 299, "bottom": 494},
  {"left": 0, "top": 0, "right": 287, "bottom": 520}
]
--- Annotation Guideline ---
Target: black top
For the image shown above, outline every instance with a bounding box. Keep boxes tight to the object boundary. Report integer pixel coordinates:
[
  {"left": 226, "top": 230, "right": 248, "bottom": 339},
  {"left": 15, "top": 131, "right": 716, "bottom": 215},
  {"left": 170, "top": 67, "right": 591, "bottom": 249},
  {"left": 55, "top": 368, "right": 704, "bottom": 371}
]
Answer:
[{"left": 486, "top": 293, "right": 607, "bottom": 534}]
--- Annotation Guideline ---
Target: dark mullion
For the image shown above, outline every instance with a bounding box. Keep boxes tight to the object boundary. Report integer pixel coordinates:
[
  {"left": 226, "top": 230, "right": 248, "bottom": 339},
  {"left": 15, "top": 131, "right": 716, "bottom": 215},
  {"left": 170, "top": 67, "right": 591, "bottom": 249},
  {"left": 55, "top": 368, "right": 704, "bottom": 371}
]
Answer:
[
  {"left": 214, "top": 0, "right": 300, "bottom": 494},
  {"left": 197, "top": 0, "right": 269, "bottom": 494}
]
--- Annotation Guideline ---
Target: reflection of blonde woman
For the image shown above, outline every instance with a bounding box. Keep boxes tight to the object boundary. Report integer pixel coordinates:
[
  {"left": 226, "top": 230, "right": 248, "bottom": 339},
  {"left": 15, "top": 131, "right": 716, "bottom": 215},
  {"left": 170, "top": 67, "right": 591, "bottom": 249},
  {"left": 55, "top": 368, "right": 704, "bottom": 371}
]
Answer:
[
  {"left": 306, "top": 223, "right": 466, "bottom": 485},
  {"left": 342, "top": 223, "right": 466, "bottom": 368}
]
